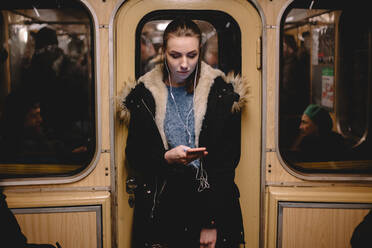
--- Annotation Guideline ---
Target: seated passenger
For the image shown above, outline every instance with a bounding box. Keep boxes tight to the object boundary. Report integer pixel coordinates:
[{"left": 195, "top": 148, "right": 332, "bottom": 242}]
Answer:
[
  {"left": 350, "top": 210, "right": 372, "bottom": 248},
  {"left": 0, "top": 92, "right": 58, "bottom": 163},
  {"left": 0, "top": 190, "right": 60, "bottom": 248},
  {"left": 23, "top": 27, "right": 90, "bottom": 137},
  {"left": 0, "top": 190, "right": 27, "bottom": 247},
  {"left": 22, "top": 27, "right": 63, "bottom": 132},
  {"left": 291, "top": 104, "right": 349, "bottom": 162},
  {"left": 18, "top": 28, "right": 92, "bottom": 163},
  {"left": 0, "top": 92, "right": 89, "bottom": 163},
  {"left": 0, "top": 91, "right": 90, "bottom": 164}
]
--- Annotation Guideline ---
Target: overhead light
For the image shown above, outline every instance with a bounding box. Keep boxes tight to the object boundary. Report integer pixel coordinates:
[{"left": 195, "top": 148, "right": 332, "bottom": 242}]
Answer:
[
  {"left": 19, "top": 27, "right": 28, "bottom": 43},
  {"left": 286, "top": 16, "right": 294, "bottom": 22},
  {"left": 156, "top": 22, "right": 170, "bottom": 31},
  {"left": 33, "top": 6, "right": 40, "bottom": 17}
]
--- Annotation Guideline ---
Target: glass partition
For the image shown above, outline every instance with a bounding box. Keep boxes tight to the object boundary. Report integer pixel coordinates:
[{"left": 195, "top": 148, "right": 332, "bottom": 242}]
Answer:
[
  {"left": 0, "top": 0, "right": 95, "bottom": 178},
  {"left": 279, "top": 0, "right": 372, "bottom": 175},
  {"left": 136, "top": 10, "right": 241, "bottom": 79}
]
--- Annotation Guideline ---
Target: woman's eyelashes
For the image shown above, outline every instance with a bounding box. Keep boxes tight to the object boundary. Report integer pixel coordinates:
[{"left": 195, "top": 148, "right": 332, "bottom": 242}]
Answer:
[
  {"left": 169, "top": 53, "right": 181, "bottom": 59},
  {"left": 168, "top": 52, "right": 198, "bottom": 59},
  {"left": 188, "top": 52, "right": 198, "bottom": 58}
]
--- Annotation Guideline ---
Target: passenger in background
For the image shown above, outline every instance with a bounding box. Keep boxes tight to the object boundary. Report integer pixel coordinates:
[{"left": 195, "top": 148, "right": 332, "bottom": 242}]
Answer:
[
  {"left": 55, "top": 34, "right": 90, "bottom": 140},
  {"left": 19, "top": 27, "right": 91, "bottom": 163},
  {"left": 0, "top": 92, "right": 58, "bottom": 163},
  {"left": 290, "top": 104, "right": 348, "bottom": 162},
  {"left": 21, "top": 27, "right": 63, "bottom": 133},
  {"left": 0, "top": 44, "right": 8, "bottom": 115},
  {"left": 299, "top": 31, "right": 311, "bottom": 62},
  {"left": 0, "top": 189, "right": 60, "bottom": 248},
  {"left": 281, "top": 34, "right": 309, "bottom": 115},
  {"left": 350, "top": 209, "right": 372, "bottom": 248},
  {"left": 203, "top": 33, "right": 218, "bottom": 68},
  {"left": 66, "top": 34, "right": 87, "bottom": 71},
  {"left": 280, "top": 34, "right": 310, "bottom": 149},
  {"left": 0, "top": 88, "right": 89, "bottom": 164},
  {"left": 144, "top": 46, "right": 164, "bottom": 75},
  {"left": 0, "top": 189, "right": 27, "bottom": 247},
  {"left": 0, "top": 44, "right": 7, "bottom": 63},
  {"left": 297, "top": 31, "right": 311, "bottom": 103},
  {"left": 140, "top": 34, "right": 157, "bottom": 75}
]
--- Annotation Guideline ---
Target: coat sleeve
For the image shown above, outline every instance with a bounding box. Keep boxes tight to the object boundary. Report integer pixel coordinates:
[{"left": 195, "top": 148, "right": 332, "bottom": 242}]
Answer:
[
  {"left": 124, "top": 85, "right": 170, "bottom": 177},
  {"left": 201, "top": 112, "right": 242, "bottom": 229},
  {"left": 198, "top": 78, "right": 244, "bottom": 236}
]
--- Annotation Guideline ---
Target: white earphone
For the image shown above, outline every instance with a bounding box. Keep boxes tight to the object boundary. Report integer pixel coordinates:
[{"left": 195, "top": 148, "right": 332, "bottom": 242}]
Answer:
[
  {"left": 164, "top": 58, "right": 198, "bottom": 145},
  {"left": 165, "top": 57, "right": 209, "bottom": 192}
]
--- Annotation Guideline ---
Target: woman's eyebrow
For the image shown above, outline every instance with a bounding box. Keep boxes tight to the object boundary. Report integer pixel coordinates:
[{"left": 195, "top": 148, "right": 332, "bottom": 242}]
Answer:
[
  {"left": 168, "top": 50, "right": 198, "bottom": 54},
  {"left": 168, "top": 50, "right": 181, "bottom": 53}
]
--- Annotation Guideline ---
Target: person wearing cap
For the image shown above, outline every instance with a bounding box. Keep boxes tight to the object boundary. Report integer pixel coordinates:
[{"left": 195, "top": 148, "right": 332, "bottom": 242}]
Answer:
[
  {"left": 291, "top": 104, "right": 348, "bottom": 162},
  {"left": 22, "top": 27, "right": 63, "bottom": 120},
  {"left": 34, "top": 27, "right": 59, "bottom": 52}
]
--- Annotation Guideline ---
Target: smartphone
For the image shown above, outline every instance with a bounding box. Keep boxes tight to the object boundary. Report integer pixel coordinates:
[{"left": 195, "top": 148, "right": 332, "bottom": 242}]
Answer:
[{"left": 186, "top": 147, "right": 207, "bottom": 156}]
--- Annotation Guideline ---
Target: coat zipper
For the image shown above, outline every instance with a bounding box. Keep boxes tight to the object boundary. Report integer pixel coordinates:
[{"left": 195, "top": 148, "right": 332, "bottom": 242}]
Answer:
[
  {"left": 140, "top": 98, "right": 167, "bottom": 218},
  {"left": 141, "top": 99, "right": 156, "bottom": 123}
]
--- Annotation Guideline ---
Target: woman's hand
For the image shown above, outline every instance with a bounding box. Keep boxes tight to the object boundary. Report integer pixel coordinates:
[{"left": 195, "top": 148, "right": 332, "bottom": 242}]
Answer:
[
  {"left": 164, "top": 145, "right": 207, "bottom": 165},
  {"left": 200, "top": 228, "right": 217, "bottom": 248}
]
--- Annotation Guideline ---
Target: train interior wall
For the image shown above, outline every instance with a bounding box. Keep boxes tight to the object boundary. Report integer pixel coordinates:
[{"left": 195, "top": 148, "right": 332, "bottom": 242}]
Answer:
[{"left": 0, "top": 0, "right": 371, "bottom": 248}]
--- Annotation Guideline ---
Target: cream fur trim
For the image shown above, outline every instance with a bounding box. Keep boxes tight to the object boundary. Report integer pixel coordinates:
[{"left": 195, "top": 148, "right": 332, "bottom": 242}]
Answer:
[
  {"left": 223, "top": 72, "right": 249, "bottom": 113},
  {"left": 118, "top": 61, "right": 248, "bottom": 149},
  {"left": 138, "top": 65, "right": 169, "bottom": 150},
  {"left": 194, "top": 62, "right": 224, "bottom": 146},
  {"left": 117, "top": 78, "right": 136, "bottom": 126}
]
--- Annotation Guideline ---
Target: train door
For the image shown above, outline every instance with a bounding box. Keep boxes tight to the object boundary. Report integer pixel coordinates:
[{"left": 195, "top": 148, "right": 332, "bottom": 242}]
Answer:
[{"left": 113, "top": 0, "right": 262, "bottom": 247}]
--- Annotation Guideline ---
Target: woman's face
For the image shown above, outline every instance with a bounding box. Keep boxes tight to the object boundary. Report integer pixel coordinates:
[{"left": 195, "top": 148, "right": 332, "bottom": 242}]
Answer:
[
  {"left": 24, "top": 105, "right": 43, "bottom": 132},
  {"left": 165, "top": 36, "right": 199, "bottom": 85},
  {"left": 299, "top": 114, "right": 318, "bottom": 137}
]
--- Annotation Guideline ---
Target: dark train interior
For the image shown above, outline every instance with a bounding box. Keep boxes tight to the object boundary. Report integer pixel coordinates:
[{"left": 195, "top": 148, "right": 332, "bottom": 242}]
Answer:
[
  {"left": 1, "top": 0, "right": 372, "bottom": 177},
  {"left": 279, "top": 0, "right": 372, "bottom": 174},
  {"left": 0, "top": 0, "right": 95, "bottom": 178}
]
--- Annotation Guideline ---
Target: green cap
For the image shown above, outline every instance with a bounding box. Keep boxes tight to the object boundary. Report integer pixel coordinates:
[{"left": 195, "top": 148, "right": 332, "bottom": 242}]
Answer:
[{"left": 303, "top": 104, "right": 332, "bottom": 134}]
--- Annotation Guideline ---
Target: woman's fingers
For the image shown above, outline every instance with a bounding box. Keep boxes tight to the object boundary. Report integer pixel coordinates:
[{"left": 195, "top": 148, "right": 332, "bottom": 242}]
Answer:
[
  {"left": 186, "top": 151, "right": 208, "bottom": 160},
  {"left": 200, "top": 229, "right": 217, "bottom": 248},
  {"left": 200, "top": 242, "right": 214, "bottom": 248},
  {"left": 186, "top": 147, "right": 208, "bottom": 162},
  {"left": 164, "top": 145, "right": 207, "bottom": 165},
  {"left": 164, "top": 145, "right": 189, "bottom": 164}
]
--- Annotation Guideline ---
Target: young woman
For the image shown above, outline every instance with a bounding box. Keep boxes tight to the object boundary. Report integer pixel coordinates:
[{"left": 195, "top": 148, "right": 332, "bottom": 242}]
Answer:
[{"left": 120, "top": 18, "right": 247, "bottom": 248}]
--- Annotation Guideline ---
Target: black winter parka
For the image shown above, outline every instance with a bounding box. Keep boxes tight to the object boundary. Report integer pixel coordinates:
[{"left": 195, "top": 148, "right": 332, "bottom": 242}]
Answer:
[{"left": 120, "top": 62, "right": 248, "bottom": 248}]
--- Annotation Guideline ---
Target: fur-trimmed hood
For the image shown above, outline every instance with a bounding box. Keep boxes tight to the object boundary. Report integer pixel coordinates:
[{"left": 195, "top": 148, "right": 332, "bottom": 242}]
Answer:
[{"left": 118, "top": 61, "right": 248, "bottom": 149}]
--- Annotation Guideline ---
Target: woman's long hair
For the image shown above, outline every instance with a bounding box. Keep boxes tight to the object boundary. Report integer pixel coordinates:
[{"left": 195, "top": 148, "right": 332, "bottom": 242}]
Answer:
[{"left": 162, "top": 18, "right": 202, "bottom": 93}]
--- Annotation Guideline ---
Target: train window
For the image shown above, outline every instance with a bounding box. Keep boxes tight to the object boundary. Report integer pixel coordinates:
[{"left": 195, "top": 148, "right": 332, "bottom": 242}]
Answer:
[
  {"left": 279, "top": 0, "right": 372, "bottom": 176},
  {"left": 135, "top": 10, "right": 241, "bottom": 78},
  {"left": 0, "top": 0, "right": 96, "bottom": 179}
]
